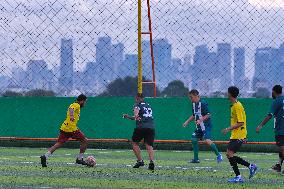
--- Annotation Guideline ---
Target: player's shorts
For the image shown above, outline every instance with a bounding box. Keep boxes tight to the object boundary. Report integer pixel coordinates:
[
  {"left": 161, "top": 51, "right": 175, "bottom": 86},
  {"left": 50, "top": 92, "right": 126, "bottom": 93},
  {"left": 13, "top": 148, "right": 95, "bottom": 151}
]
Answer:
[
  {"left": 191, "top": 127, "right": 212, "bottom": 140},
  {"left": 132, "top": 128, "right": 155, "bottom": 147},
  {"left": 275, "top": 135, "right": 284, "bottom": 147},
  {"left": 227, "top": 139, "right": 246, "bottom": 153},
  {"left": 57, "top": 130, "right": 86, "bottom": 143}
]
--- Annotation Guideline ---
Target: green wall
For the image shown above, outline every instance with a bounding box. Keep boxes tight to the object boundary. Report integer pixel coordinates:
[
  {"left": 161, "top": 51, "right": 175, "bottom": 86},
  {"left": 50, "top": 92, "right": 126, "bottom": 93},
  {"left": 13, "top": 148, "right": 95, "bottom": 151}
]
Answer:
[{"left": 0, "top": 97, "right": 275, "bottom": 142}]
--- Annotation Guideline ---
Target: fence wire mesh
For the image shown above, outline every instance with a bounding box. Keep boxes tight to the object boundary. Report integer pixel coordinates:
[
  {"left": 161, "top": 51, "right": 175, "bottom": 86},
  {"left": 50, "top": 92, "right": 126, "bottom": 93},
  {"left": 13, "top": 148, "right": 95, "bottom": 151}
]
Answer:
[{"left": 1, "top": 0, "right": 284, "bottom": 97}]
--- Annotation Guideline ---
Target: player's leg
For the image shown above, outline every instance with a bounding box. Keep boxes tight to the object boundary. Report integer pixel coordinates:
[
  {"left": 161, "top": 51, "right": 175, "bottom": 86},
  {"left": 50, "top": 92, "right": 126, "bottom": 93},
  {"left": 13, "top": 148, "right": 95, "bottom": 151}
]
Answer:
[
  {"left": 190, "top": 131, "right": 200, "bottom": 163},
  {"left": 227, "top": 140, "right": 257, "bottom": 183},
  {"left": 72, "top": 130, "right": 89, "bottom": 165},
  {"left": 144, "top": 129, "right": 155, "bottom": 171},
  {"left": 272, "top": 135, "right": 284, "bottom": 172},
  {"left": 132, "top": 128, "right": 144, "bottom": 168},
  {"left": 280, "top": 146, "right": 284, "bottom": 175},
  {"left": 226, "top": 145, "right": 244, "bottom": 183},
  {"left": 275, "top": 135, "right": 284, "bottom": 175},
  {"left": 40, "top": 130, "right": 68, "bottom": 167},
  {"left": 203, "top": 127, "right": 222, "bottom": 163}
]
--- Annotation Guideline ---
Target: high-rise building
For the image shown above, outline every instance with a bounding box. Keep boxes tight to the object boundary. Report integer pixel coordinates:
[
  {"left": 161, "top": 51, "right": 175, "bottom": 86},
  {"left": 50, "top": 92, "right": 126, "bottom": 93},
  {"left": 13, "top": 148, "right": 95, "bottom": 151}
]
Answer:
[
  {"left": 217, "top": 43, "right": 232, "bottom": 91},
  {"left": 192, "top": 45, "right": 209, "bottom": 90},
  {"left": 96, "top": 36, "right": 113, "bottom": 84},
  {"left": 253, "top": 45, "right": 282, "bottom": 90},
  {"left": 233, "top": 47, "right": 249, "bottom": 92},
  {"left": 59, "top": 39, "right": 74, "bottom": 95},
  {"left": 112, "top": 43, "right": 124, "bottom": 78},
  {"left": 119, "top": 54, "right": 137, "bottom": 78},
  {"left": 142, "top": 40, "right": 153, "bottom": 79},
  {"left": 26, "top": 60, "right": 53, "bottom": 90},
  {"left": 153, "top": 39, "right": 172, "bottom": 88}
]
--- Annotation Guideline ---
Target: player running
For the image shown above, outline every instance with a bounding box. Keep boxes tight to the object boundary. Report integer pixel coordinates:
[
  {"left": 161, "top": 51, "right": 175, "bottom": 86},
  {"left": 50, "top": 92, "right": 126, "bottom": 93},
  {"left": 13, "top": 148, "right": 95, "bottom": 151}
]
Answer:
[
  {"left": 256, "top": 85, "right": 284, "bottom": 175},
  {"left": 183, "top": 89, "right": 222, "bottom": 164},
  {"left": 40, "top": 94, "right": 89, "bottom": 167},
  {"left": 123, "top": 93, "right": 155, "bottom": 171},
  {"left": 222, "top": 86, "right": 258, "bottom": 183}
]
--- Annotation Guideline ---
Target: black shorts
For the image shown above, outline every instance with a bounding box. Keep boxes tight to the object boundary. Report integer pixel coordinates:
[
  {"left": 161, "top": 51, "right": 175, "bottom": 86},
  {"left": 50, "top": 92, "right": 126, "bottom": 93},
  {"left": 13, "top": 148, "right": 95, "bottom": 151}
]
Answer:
[
  {"left": 275, "top": 135, "right": 284, "bottom": 147},
  {"left": 132, "top": 128, "right": 155, "bottom": 146},
  {"left": 227, "top": 139, "right": 246, "bottom": 153}
]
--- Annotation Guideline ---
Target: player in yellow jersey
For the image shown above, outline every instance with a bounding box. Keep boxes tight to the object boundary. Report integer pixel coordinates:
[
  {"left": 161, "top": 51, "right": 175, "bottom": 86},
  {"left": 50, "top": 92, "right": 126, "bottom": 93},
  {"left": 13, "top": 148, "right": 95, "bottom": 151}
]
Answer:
[
  {"left": 40, "top": 94, "right": 89, "bottom": 167},
  {"left": 222, "top": 86, "right": 257, "bottom": 183}
]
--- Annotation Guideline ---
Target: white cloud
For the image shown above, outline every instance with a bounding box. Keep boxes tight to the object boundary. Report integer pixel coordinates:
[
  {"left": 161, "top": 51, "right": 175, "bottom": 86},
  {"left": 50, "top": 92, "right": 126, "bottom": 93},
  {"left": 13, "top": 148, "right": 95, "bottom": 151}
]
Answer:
[{"left": 248, "top": 0, "right": 284, "bottom": 9}]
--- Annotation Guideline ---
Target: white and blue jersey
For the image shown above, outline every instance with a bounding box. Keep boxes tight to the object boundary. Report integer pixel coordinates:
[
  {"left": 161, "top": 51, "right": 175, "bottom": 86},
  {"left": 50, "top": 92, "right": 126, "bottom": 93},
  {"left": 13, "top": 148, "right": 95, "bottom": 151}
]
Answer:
[{"left": 191, "top": 100, "right": 213, "bottom": 139}]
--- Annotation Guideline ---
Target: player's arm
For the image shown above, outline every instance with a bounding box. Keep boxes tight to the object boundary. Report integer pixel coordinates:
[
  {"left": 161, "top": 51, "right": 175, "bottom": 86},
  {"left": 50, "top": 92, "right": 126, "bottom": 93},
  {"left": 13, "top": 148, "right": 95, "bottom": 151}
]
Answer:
[
  {"left": 256, "top": 100, "right": 278, "bottom": 133},
  {"left": 183, "top": 115, "right": 195, "bottom": 127},
  {"left": 222, "top": 122, "right": 244, "bottom": 134},
  {"left": 222, "top": 105, "right": 245, "bottom": 134},
  {"left": 123, "top": 114, "right": 135, "bottom": 120},
  {"left": 256, "top": 114, "right": 272, "bottom": 133},
  {"left": 123, "top": 107, "right": 141, "bottom": 121},
  {"left": 69, "top": 108, "right": 75, "bottom": 122},
  {"left": 196, "top": 102, "right": 211, "bottom": 125},
  {"left": 196, "top": 113, "right": 211, "bottom": 125}
]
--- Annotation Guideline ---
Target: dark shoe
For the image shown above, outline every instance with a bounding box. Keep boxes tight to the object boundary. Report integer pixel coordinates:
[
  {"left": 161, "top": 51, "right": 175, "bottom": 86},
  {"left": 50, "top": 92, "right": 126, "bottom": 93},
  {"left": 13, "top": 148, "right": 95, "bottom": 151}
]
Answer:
[
  {"left": 272, "top": 163, "right": 281, "bottom": 172},
  {"left": 133, "top": 160, "right": 144, "bottom": 168},
  {"left": 40, "top": 155, "right": 47, "bottom": 167},
  {"left": 148, "top": 162, "right": 155, "bottom": 171},
  {"left": 189, "top": 159, "right": 200, "bottom": 163},
  {"left": 76, "top": 158, "right": 88, "bottom": 165}
]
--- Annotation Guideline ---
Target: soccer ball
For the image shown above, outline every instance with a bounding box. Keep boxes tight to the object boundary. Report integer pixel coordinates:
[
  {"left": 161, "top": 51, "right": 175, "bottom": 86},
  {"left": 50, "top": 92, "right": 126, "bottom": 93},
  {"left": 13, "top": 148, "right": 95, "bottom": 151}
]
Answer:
[{"left": 86, "top": 156, "right": 96, "bottom": 167}]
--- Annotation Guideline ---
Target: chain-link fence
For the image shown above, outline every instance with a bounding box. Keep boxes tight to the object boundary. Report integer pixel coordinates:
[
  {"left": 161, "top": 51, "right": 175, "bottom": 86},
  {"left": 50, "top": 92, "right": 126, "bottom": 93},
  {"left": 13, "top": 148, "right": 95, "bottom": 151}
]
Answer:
[{"left": 1, "top": 0, "right": 284, "bottom": 97}]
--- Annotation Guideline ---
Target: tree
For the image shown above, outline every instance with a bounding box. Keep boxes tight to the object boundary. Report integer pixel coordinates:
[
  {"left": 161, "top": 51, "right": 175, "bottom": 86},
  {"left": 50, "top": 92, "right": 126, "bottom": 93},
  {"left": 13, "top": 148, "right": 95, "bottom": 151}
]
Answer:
[
  {"left": 2, "top": 91, "right": 23, "bottom": 97},
  {"left": 25, "top": 89, "right": 55, "bottom": 97},
  {"left": 99, "top": 76, "right": 160, "bottom": 97},
  {"left": 161, "top": 80, "right": 188, "bottom": 97},
  {"left": 253, "top": 87, "right": 270, "bottom": 98}
]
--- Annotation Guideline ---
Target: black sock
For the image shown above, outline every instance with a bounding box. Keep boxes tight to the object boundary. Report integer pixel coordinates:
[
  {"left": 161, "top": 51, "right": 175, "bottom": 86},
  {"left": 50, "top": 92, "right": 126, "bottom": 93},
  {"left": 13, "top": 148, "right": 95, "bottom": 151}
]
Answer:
[
  {"left": 229, "top": 157, "right": 240, "bottom": 176},
  {"left": 279, "top": 152, "right": 283, "bottom": 166},
  {"left": 234, "top": 156, "right": 250, "bottom": 167}
]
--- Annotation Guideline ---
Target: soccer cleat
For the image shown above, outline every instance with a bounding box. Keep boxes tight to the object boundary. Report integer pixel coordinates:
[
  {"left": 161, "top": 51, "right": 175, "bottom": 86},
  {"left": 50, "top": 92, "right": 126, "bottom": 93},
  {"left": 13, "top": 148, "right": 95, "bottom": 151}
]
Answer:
[
  {"left": 271, "top": 163, "right": 281, "bottom": 172},
  {"left": 217, "top": 154, "right": 223, "bottom": 163},
  {"left": 189, "top": 159, "right": 200, "bottom": 163},
  {"left": 40, "top": 155, "right": 47, "bottom": 167},
  {"left": 148, "top": 162, "right": 155, "bottom": 171},
  {"left": 133, "top": 160, "right": 145, "bottom": 168},
  {"left": 76, "top": 158, "right": 88, "bottom": 166},
  {"left": 249, "top": 164, "right": 258, "bottom": 179},
  {"left": 228, "top": 176, "right": 244, "bottom": 183}
]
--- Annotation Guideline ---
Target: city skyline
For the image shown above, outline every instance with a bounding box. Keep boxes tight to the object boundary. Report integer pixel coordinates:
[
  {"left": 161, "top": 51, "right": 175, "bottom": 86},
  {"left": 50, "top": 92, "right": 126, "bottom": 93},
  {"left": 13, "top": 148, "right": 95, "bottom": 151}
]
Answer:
[
  {"left": 4, "top": 35, "right": 284, "bottom": 96},
  {"left": 1, "top": 0, "right": 283, "bottom": 77}
]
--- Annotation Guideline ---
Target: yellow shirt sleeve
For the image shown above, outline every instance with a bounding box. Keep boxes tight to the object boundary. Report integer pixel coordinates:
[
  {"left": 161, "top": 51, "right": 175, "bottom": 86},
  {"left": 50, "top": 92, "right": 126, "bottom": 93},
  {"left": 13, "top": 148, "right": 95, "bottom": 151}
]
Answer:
[{"left": 235, "top": 104, "right": 245, "bottom": 123}]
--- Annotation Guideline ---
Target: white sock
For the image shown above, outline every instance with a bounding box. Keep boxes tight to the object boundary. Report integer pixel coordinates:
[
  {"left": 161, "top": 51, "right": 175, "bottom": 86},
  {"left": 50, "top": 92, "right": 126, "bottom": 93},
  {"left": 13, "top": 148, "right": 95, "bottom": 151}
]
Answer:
[
  {"left": 45, "top": 151, "right": 52, "bottom": 159},
  {"left": 77, "top": 153, "right": 84, "bottom": 160}
]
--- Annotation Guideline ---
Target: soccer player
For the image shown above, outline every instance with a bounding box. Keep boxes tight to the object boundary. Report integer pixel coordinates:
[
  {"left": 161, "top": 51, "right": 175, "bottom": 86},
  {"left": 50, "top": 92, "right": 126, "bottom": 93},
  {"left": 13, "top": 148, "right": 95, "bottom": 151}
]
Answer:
[
  {"left": 256, "top": 85, "right": 284, "bottom": 175},
  {"left": 182, "top": 89, "right": 222, "bottom": 163},
  {"left": 40, "top": 94, "right": 89, "bottom": 167},
  {"left": 122, "top": 93, "right": 155, "bottom": 171},
  {"left": 222, "top": 86, "right": 258, "bottom": 183}
]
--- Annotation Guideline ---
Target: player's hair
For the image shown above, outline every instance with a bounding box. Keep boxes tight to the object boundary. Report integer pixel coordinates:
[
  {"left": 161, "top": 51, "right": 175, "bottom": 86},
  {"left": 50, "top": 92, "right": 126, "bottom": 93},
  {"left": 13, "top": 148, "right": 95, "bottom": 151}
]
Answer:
[
  {"left": 228, "top": 86, "right": 239, "bottom": 98},
  {"left": 272, "top": 85, "right": 282, "bottom": 94},
  {"left": 136, "top": 93, "right": 144, "bottom": 98},
  {"left": 189, "top": 89, "right": 199, "bottom": 96},
  {"left": 77, "top": 94, "right": 87, "bottom": 101}
]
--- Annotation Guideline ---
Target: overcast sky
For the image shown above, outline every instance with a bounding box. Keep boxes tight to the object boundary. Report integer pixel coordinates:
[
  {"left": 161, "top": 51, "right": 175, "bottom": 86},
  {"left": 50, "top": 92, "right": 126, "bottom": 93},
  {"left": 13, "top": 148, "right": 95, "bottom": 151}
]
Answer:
[{"left": 0, "top": 0, "right": 283, "bottom": 79}]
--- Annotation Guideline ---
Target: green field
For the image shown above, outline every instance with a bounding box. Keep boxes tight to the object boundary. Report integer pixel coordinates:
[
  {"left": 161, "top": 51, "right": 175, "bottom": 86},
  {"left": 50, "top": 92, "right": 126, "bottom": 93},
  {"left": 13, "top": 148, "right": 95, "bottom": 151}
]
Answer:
[{"left": 0, "top": 147, "right": 283, "bottom": 189}]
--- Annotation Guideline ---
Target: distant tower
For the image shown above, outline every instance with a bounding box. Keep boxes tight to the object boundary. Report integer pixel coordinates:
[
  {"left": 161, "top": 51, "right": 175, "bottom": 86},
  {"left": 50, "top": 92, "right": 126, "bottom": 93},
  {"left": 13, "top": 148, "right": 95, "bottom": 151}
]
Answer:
[
  {"left": 59, "top": 39, "right": 74, "bottom": 95},
  {"left": 217, "top": 43, "right": 232, "bottom": 91}
]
